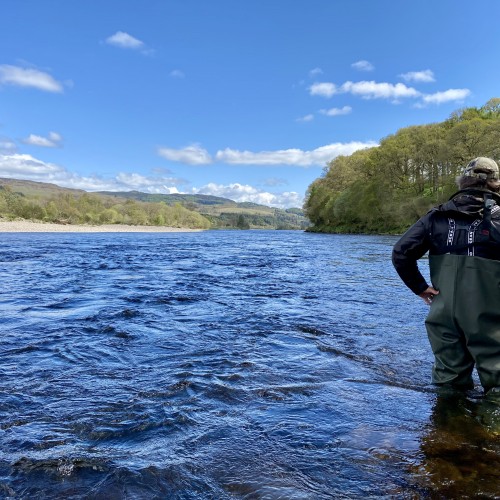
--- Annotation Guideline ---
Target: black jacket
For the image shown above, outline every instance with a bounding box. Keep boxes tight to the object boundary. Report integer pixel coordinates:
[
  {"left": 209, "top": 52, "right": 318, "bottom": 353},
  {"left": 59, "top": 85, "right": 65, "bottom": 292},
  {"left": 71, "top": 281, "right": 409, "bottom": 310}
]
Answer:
[{"left": 392, "top": 189, "right": 500, "bottom": 295}]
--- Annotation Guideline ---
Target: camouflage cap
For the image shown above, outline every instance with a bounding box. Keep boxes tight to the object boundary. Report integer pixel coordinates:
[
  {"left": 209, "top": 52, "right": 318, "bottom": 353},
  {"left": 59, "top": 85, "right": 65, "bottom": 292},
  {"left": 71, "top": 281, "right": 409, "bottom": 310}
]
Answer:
[{"left": 462, "top": 157, "right": 499, "bottom": 180}]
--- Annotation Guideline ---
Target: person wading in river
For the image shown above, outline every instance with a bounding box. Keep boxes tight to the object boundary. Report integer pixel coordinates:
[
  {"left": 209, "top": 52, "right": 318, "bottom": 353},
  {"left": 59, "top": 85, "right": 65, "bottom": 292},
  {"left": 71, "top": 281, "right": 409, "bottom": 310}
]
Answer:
[{"left": 392, "top": 157, "right": 500, "bottom": 393}]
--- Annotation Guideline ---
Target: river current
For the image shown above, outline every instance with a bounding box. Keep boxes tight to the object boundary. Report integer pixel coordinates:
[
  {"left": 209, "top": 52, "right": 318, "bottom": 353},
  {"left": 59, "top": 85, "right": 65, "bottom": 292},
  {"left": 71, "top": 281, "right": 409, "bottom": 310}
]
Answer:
[{"left": 1, "top": 230, "right": 499, "bottom": 498}]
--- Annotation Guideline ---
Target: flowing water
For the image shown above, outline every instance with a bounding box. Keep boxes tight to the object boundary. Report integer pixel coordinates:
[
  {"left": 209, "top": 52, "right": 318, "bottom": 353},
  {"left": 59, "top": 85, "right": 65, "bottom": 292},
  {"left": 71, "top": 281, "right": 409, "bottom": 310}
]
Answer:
[{"left": 1, "top": 230, "right": 499, "bottom": 499}]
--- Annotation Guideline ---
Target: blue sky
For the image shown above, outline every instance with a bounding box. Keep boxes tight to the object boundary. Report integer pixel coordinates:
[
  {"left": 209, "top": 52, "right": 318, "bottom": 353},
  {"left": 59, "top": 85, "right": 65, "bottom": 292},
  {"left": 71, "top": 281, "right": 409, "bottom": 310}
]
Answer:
[{"left": 1, "top": 1, "right": 499, "bottom": 208}]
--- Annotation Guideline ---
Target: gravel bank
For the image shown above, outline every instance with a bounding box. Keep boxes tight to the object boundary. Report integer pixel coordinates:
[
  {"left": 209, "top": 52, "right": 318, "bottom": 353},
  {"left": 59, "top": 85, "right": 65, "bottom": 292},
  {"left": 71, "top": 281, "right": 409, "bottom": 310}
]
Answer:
[{"left": 0, "top": 220, "right": 204, "bottom": 233}]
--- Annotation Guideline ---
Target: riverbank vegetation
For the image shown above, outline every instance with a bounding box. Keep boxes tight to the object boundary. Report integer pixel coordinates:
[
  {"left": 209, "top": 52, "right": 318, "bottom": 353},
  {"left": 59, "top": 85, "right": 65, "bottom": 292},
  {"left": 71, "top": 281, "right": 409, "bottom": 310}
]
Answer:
[
  {"left": 0, "top": 179, "right": 309, "bottom": 230},
  {"left": 98, "top": 191, "right": 309, "bottom": 230},
  {"left": 304, "top": 98, "right": 500, "bottom": 234},
  {"left": 0, "top": 186, "right": 212, "bottom": 229}
]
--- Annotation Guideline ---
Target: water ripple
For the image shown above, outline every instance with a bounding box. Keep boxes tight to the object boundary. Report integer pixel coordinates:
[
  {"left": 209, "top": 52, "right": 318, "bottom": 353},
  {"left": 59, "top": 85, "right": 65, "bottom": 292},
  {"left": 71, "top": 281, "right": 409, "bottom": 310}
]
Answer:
[{"left": 0, "top": 231, "right": 498, "bottom": 498}]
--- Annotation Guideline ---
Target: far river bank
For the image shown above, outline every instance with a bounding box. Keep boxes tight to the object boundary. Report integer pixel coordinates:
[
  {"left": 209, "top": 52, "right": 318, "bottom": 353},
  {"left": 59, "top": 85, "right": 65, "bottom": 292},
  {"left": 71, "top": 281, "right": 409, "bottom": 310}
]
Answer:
[{"left": 0, "top": 219, "right": 203, "bottom": 232}]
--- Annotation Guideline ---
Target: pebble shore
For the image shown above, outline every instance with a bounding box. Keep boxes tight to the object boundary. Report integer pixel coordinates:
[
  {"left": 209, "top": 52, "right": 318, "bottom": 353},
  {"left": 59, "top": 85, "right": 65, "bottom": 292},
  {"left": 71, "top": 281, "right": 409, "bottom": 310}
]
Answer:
[{"left": 0, "top": 220, "right": 203, "bottom": 233}]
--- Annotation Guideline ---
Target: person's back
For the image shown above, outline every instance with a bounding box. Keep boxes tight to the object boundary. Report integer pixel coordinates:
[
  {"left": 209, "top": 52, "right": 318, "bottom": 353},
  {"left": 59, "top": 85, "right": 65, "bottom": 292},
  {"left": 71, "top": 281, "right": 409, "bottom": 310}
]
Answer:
[
  {"left": 392, "top": 157, "right": 500, "bottom": 392},
  {"left": 426, "top": 188, "right": 500, "bottom": 259}
]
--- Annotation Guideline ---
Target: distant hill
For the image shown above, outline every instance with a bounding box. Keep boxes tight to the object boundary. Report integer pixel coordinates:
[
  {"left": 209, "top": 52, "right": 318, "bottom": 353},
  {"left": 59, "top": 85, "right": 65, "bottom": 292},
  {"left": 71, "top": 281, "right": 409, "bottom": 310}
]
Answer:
[
  {"left": 0, "top": 177, "right": 86, "bottom": 198},
  {"left": 97, "top": 191, "right": 238, "bottom": 207},
  {"left": 97, "top": 190, "right": 309, "bottom": 230},
  {"left": 0, "top": 178, "right": 309, "bottom": 230}
]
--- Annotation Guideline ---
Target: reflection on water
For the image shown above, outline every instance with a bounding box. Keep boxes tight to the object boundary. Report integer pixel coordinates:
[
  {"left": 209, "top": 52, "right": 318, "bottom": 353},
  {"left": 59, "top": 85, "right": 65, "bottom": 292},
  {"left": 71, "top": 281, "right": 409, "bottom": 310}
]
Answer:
[
  {"left": 0, "top": 230, "right": 499, "bottom": 498},
  {"left": 414, "top": 389, "right": 500, "bottom": 497}
]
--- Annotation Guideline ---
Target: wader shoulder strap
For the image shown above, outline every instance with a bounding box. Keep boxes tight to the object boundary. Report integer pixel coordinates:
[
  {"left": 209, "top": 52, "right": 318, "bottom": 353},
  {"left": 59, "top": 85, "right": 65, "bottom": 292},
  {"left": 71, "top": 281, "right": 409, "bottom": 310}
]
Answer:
[
  {"left": 438, "top": 193, "right": 498, "bottom": 255},
  {"left": 483, "top": 193, "right": 493, "bottom": 236}
]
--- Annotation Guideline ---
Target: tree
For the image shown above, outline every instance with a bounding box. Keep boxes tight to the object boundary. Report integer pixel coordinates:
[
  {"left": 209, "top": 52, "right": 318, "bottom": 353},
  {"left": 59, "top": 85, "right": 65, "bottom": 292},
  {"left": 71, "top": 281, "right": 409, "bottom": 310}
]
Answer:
[
  {"left": 304, "top": 99, "right": 500, "bottom": 234},
  {"left": 236, "top": 214, "right": 250, "bottom": 229}
]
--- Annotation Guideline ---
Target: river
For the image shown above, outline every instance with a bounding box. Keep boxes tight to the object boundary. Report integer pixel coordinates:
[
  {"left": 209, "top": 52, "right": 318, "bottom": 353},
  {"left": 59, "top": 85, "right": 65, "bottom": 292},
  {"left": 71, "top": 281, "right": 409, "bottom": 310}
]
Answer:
[{"left": 0, "top": 230, "right": 499, "bottom": 498}]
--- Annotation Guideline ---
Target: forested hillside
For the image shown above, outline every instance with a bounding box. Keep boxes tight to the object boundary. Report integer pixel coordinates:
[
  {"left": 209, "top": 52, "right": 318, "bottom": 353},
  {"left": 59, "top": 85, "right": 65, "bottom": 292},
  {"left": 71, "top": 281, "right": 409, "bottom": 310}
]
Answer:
[
  {"left": 0, "top": 179, "right": 309, "bottom": 230},
  {"left": 98, "top": 191, "right": 309, "bottom": 230},
  {"left": 304, "top": 98, "right": 500, "bottom": 234},
  {"left": 0, "top": 183, "right": 212, "bottom": 229}
]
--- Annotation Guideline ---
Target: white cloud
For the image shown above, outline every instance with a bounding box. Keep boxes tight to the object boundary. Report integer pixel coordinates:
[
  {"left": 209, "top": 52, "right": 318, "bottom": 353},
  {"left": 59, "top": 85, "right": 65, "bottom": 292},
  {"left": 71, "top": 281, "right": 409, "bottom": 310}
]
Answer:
[
  {"left": 399, "top": 69, "right": 435, "bottom": 83},
  {"left": 351, "top": 60, "right": 374, "bottom": 72},
  {"left": 157, "top": 141, "right": 377, "bottom": 168},
  {"left": 310, "top": 80, "right": 419, "bottom": 101},
  {"left": 158, "top": 144, "right": 212, "bottom": 165},
  {"left": 309, "top": 67, "right": 323, "bottom": 78},
  {"left": 422, "top": 88, "right": 471, "bottom": 105},
  {"left": 215, "top": 141, "right": 377, "bottom": 167},
  {"left": 0, "top": 153, "right": 66, "bottom": 178},
  {"left": 309, "top": 82, "right": 337, "bottom": 98},
  {"left": 105, "top": 31, "right": 145, "bottom": 50},
  {"left": 193, "top": 182, "right": 303, "bottom": 208},
  {"left": 341, "top": 80, "right": 420, "bottom": 100},
  {"left": 308, "top": 76, "right": 469, "bottom": 107},
  {"left": 320, "top": 106, "right": 352, "bottom": 116},
  {"left": 163, "top": 185, "right": 180, "bottom": 194},
  {"left": 1, "top": 139, "right": 378, "bottom": 210},
  {"left": 0, "top": 153, "right": 305, "bottom": 208},
  {"left": 22, "top": 131, "right": 63, "bottom": 148},
  {"left": 0, "top": 65, "right": 64, "bottom": 93},
  {"left": 296, "top": 114, "right": 314, "bottom": 122},
  {"left": 0, "top": 153, "right": 186, "bottom": 193},
  {"left": 23, "top": 135, "right": 53, "bottom": 147}
]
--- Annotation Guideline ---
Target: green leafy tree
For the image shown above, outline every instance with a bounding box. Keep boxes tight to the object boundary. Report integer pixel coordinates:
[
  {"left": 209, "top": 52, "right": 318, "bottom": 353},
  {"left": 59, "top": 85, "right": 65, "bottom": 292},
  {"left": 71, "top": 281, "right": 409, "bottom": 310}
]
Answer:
[
  {"left": 304, "top": 98, "right": 500, "bottom": 234},
  {"left": 236, "top": 214, "right": 250, "bottom": 229}
]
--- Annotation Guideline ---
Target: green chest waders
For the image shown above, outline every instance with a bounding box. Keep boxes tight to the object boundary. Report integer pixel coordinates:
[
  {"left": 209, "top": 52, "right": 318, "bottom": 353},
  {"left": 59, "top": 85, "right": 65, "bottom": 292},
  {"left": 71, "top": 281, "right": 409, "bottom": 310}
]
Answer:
[{"left": 426, "top": 254, "right": 500, "bottom": 390}]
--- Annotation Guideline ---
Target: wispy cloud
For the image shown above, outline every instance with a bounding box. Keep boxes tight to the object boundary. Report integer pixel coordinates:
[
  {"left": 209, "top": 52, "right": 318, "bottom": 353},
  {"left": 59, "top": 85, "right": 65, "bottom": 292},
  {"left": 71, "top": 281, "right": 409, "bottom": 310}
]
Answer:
[
  {"left": 296, "top": 114, "right": 314, "bottom": 122},
  {"left": 104, "top": 31, "right": 153, "bottom": 55},
  {"left": 22, "top": 132, "right": 62, "bottom": 148},
  {"left": 0, "top": 137, "right": 17, "bottom": 154},
  {"left": 351, "top": 60, "right": 374, "bottom": 72},
  {"left": 105, "top": 31, "right": 145, "bottom": 49},
  {"left": 113, "top": 172, "right": 185, "bottom": 190},
  {"left": 422, "top": 88, "right": 471, "bottom": 105},
  {"left": 261, "top": 177, "right": 289, "bottom": 187},
  {"left": 158, "top": 144, "right": 212, "bottom": 165},
  {"left": 215, "top": 141, "right": 377, "bottom": 167},
  {"left": 0, "top": 65, "right": 64, "bottom": 93},
  {"left": 399, "top": 69, "right": 435, "bottom": 83},
  {"left": 320, "top": 106, "right": 352, "bottom": 116},
  {"left": 170, "top": 69, "right": 185, "bottom": 78},
  {"left": 151, "top": 166, "right": 174, "bottom": 175},
  {"left": 309, "top": 67, "right": 323, "bottom": 78}
]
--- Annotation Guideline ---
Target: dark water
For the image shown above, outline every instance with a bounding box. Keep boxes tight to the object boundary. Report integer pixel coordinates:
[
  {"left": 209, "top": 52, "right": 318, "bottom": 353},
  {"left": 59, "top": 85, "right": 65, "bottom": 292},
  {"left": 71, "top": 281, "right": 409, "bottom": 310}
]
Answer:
[{"left": 1, "top": 230, "right": 499, "bottom": 499}]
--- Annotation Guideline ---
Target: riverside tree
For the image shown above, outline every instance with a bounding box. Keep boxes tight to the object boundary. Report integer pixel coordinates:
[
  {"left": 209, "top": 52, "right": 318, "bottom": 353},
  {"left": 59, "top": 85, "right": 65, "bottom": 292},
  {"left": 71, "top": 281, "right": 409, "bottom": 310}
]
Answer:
[{"left": 304, "top": 99, "right": 500, "bottom": 234}]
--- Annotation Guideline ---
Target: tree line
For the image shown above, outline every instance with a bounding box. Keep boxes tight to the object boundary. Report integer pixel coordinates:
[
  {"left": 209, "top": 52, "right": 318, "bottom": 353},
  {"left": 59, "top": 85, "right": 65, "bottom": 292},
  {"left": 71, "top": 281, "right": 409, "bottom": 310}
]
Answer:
[
  {"left": 0, "top": 187, "right": 212, "bottom": 229},
  {"left": 206, "top": 211, "right": 310, "bottom": 230},
  {"left": 304, "top": 98, "right": 500, "bottom": 234}
]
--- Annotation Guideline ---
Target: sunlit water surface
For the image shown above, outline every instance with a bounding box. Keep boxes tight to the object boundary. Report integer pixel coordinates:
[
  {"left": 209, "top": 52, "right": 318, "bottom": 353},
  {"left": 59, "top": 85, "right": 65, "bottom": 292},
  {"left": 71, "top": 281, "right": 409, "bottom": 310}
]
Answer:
[{"left": 1, "top": 230, "right": 499, "bottom": 498}]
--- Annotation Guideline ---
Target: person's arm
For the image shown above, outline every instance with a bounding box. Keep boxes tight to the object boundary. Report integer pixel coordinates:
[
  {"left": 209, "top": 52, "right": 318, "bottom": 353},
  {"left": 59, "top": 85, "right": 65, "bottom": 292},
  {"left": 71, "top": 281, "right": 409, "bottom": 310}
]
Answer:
[{"left": 392, "top": 215, "right": 434, "bottom": 298}]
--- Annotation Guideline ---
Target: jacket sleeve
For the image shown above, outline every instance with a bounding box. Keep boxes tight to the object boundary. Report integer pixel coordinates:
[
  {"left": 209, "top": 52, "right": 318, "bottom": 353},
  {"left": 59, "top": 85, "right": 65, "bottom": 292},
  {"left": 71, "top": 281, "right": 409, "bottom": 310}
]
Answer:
[{"left": 392, "top": 215, "right": 432, "bottom": 295}]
